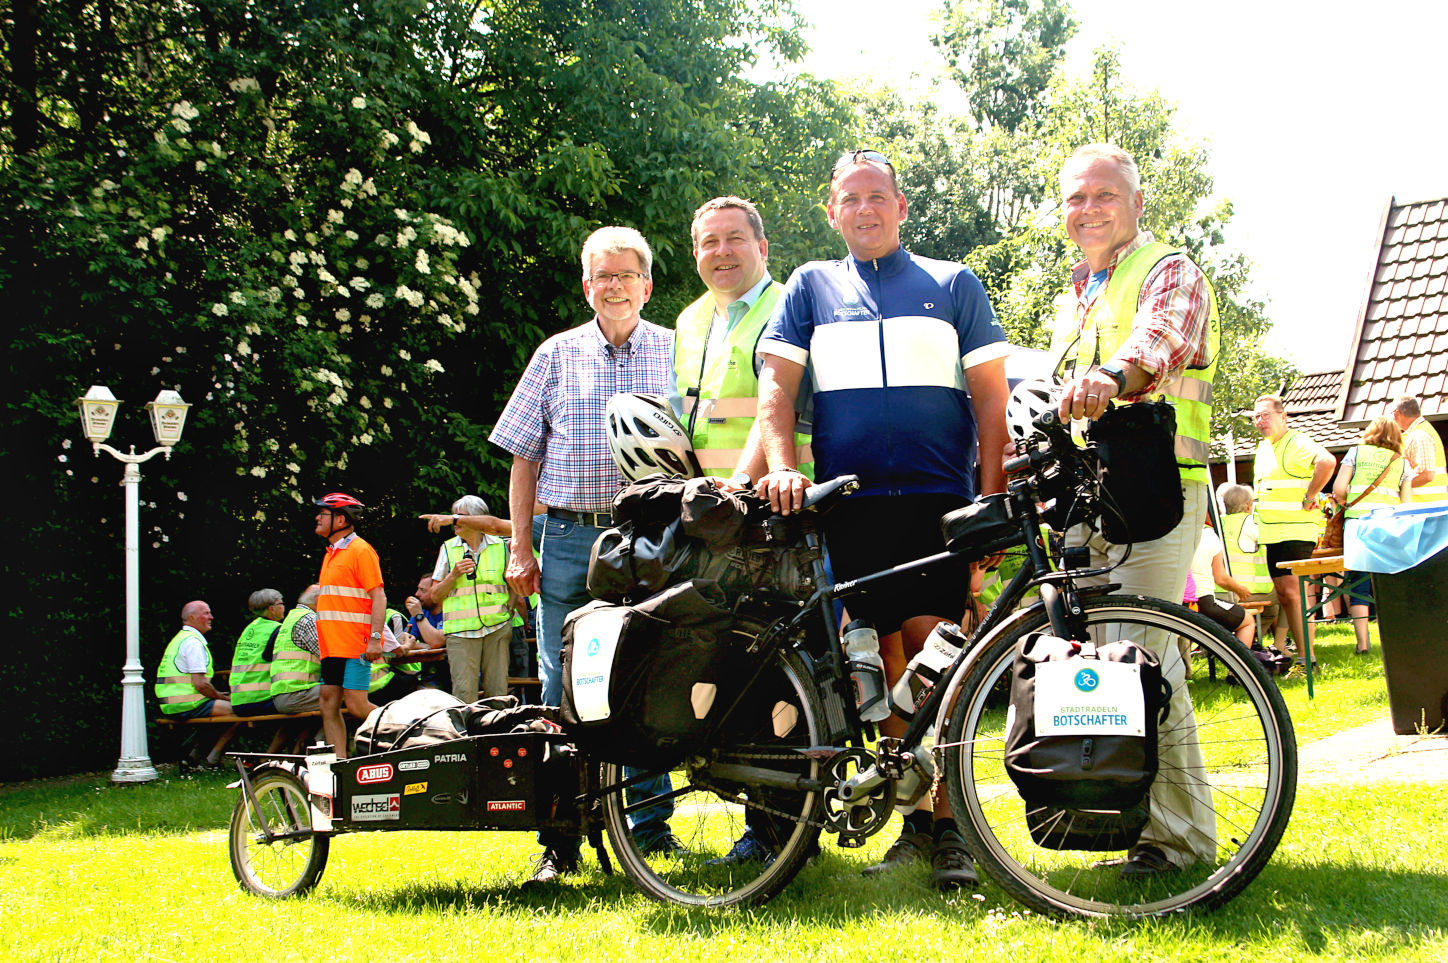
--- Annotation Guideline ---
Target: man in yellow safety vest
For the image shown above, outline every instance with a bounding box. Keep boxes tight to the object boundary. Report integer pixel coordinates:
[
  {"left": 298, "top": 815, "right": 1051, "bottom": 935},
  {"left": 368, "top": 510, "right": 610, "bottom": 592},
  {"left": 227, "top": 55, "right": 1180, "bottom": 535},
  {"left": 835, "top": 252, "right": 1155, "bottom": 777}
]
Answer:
[
  {"left": 1049, "top": 142, "right": 1222, "bottom": 877},
  {"left": 672, "top": 195, "right": 810, "bottom": 486},
  {"left": 1252, "top": 394, "right": 1335, "bottom": 656}
]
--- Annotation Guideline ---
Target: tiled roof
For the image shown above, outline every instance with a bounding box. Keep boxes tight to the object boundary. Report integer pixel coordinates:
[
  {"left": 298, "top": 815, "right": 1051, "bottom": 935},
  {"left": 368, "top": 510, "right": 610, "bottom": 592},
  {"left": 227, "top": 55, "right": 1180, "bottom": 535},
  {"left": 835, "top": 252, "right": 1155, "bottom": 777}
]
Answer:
[
  {"left": 1340, "top": 195, "right": 1448, "bottom": 424},
  {"left": 1286, "top": 370, "right": 1346, "bottom": 412},
  {"left": 1223, "top": 369, "right": 1361, "bottom": 459}
]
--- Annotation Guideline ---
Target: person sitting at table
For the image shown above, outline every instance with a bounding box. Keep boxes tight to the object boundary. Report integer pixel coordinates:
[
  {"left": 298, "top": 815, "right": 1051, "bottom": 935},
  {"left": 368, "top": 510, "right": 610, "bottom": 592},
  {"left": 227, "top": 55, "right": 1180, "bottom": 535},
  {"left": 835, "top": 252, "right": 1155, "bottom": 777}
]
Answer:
[
  {"left": 1331, "top": 416, "right": 1412, "bottom": 655},
  {"left": 1185, "top": 516, "right": 1255, "bottom": 646},
  {"left": 155, "top": 600, "right": 231, "bottom": 718},
  {"left": 229, "top": 588, "right": 285, "bottom": 717},
  {"left": 269, "top": 585, "right": 324, "bottom": 714}
]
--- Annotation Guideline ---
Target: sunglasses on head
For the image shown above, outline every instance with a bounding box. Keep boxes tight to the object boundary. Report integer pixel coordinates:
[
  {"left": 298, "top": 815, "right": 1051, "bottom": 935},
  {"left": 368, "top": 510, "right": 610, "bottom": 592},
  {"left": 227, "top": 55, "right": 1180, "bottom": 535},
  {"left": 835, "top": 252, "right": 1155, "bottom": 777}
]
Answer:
[{"left": 832, "top": 149, "right": 894, "bottom": 174}]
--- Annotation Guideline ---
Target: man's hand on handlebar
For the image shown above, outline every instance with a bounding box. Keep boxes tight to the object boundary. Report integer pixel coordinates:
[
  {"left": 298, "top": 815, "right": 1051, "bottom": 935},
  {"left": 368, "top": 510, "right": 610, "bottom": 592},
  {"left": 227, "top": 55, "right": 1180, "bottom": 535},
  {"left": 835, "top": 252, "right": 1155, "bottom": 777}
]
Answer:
[
  {"left": 1058, "top": 370, "right": 1120, "bottom": 422},
  {"left": 757, "top": 467, "right": 809, "bottom": 515}
]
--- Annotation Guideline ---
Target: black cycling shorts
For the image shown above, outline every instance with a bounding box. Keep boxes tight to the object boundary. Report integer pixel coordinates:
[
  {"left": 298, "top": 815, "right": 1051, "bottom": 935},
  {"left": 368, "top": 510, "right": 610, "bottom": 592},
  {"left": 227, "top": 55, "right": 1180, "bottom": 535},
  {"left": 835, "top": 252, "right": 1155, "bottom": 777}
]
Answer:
[
  {"left": 822, "top": 492, "right": 973, "bottom": 635},
  {"left": 1265, "top": 539, "right": 1315, "bottom": 573}
]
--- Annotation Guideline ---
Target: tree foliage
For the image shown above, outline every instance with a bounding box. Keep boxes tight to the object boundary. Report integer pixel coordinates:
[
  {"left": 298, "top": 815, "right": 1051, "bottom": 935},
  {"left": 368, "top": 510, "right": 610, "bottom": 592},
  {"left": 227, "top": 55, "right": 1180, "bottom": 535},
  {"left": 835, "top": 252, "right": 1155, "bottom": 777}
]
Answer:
[
  {"left": 847, "top": 0, "right": 1293, "bottom": 439},
  {"left": 0, "top": 0, "right": 851, "bottom": 778}
]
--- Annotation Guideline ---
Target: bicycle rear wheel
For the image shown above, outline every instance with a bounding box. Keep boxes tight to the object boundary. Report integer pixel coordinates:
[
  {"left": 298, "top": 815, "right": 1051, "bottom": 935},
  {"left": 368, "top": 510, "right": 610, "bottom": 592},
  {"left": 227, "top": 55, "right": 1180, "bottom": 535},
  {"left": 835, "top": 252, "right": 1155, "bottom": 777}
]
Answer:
[
  {"left": 229, "top": 768, "right": 329, "bottom": 898},
  {"left": 943, "top": 595, "right": 1296, "bottom": 918},
  {"left": 603, "top": 628, "right": 824, "bottom": 908}
]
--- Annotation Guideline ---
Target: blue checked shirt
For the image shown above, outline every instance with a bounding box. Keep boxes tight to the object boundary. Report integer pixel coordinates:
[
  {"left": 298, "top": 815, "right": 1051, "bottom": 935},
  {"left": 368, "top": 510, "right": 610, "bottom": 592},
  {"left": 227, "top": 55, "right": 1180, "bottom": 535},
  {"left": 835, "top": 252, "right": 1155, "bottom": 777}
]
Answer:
[{"left": 490, "top": 317, "right": 675, "bottom": 512}]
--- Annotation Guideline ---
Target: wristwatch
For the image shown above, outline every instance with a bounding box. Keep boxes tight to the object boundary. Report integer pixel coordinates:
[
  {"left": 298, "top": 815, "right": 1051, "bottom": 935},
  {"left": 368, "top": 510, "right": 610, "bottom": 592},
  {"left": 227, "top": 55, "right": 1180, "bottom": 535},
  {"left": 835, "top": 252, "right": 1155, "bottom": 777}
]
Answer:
[
  {"left": 369, "top": 630, "right": 382, "bottom": 640},
  {"left": 1099, "top": 361, "right": 1128, "bottom": 396},
  {"left": 728, "top": 471, "right": 752, "bottom": 488}
]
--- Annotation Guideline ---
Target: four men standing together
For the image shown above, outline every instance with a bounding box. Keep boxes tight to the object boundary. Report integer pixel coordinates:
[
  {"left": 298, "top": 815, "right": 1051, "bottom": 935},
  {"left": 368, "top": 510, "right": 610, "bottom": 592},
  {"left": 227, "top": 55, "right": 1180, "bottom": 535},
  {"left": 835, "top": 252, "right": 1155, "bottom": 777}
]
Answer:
[{"left": 158, "top": 138, "right": 1447, "bottom": 892}]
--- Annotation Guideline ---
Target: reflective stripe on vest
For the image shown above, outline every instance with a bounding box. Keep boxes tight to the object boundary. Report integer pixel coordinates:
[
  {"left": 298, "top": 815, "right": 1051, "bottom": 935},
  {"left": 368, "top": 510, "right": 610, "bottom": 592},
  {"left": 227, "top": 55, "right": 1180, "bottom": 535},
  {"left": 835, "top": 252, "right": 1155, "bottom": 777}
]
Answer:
[
  {"left": 441, "top": 538, "right": 509, "bottom": 632},
  {"left": 369, "top": 661, "right": 392, "bottom": 692},
  {"left": 674, "top": 281, "right": 814, "bottom": 479},
  {"left": 229, "top": 617, "right": 280, "bottom": 706},
  {"left": 316, "top": 538, "right": 378, "bottom": 656},
  {"left": 1407, "top": 420, "right": 1448, "bottom": 503},
  {"left": 1051, "top": 241, "right": 1219, "bottom": 482},
  {"left": 155, "top": 628, "right": 211, "bottom": 714},
  {"left": 1254, "top": 430, "right": 1320, "bottom": 543},
  {"left": 1345, "top": 445, "right": 1405, "bottom": 519},
  {"left": 269, "top": 606, "right": 320, "bottom": 697},
  {"left": 1220, "top": 513, "right": 1274, "bottom": 595}
]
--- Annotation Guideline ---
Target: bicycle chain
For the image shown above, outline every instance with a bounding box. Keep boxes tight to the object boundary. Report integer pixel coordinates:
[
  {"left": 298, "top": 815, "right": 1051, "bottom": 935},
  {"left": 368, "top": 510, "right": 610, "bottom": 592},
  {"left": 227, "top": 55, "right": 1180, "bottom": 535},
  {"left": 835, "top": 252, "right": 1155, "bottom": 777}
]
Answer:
[{"left": 688, "top": 749, "right": 832, "bottom": 830}]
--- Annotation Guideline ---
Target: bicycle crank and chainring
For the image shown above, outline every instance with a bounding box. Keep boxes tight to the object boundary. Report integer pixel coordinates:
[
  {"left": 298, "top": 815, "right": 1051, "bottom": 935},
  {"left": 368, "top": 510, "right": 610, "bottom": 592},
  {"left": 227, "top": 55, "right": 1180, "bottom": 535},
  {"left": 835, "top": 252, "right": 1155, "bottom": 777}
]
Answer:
[{"left": 819, "top": 747, "right": 894, "bottom": 847}]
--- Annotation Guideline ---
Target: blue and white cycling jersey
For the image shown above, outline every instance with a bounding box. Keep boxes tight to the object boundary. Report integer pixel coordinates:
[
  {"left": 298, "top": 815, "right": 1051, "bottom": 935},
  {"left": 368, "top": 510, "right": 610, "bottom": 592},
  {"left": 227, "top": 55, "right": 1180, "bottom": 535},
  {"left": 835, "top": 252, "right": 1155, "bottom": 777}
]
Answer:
[{"left": 759, "top": 246, "right": 1009, "bottom": 499}]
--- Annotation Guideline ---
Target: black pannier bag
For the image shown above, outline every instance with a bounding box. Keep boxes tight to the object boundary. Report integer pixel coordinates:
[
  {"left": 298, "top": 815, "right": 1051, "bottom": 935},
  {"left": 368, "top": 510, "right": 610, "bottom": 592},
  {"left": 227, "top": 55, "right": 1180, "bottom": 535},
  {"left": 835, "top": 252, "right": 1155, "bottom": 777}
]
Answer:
[
  {"left": 589, "top": 475, "right": 813, "bottom": 604},
  {"left": 1003, "top": 632, "right": 1170, "bottom": 851},
  {"left": 560, "top": 578, "right": 734, "bottom": 768},
  {"left": 1087, "top": 399, "right": 1184, "bottom": 545}
]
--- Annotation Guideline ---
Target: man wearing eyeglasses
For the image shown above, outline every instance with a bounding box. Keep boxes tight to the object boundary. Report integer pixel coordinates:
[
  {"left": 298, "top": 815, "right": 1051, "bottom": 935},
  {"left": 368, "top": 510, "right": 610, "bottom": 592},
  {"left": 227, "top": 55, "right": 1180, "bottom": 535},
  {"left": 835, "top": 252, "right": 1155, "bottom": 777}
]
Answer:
[
  {"left": 491, "top": 225, "right": 679, "bottom": 885},
  {"left": 1049, "top": 143, "right": 1220, "bottom": 878},
  {"left": 756, "top": 149, "right": 1011, "bottom": 891}
]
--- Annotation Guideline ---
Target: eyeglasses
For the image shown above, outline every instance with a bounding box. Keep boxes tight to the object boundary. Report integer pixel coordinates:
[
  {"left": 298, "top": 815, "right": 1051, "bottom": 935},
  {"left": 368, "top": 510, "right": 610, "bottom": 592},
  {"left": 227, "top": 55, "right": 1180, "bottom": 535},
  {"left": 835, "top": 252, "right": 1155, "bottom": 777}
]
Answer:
[
  {"left": 588, "top": 271, "right": 647, "bottom": 285},
  {"left": 832, "top": 149, "right": 894, "bottom": 175}
]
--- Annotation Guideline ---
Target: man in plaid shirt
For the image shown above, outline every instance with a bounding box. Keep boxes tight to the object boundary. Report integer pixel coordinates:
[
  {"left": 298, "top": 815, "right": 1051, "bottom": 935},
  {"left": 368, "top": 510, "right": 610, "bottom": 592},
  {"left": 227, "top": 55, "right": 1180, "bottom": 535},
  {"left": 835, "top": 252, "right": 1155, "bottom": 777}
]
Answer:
[
  {"left": 1051, "top": 143, "right": 1221, "bottom": 878},
  {"left": 490, "top": 225, "right": 676, "bottom": 883}
]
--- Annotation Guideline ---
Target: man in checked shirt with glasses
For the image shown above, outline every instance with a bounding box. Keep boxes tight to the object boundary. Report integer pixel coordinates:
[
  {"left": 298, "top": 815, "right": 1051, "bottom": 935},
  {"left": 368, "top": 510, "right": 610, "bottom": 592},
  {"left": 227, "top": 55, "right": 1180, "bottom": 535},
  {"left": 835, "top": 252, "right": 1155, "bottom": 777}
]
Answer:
[
  {"left": 491, "top": 225, "right": 678, "bottom": 885},
  {"left": 1050, "top": 142, "right": 1221, "bottom": 879}
]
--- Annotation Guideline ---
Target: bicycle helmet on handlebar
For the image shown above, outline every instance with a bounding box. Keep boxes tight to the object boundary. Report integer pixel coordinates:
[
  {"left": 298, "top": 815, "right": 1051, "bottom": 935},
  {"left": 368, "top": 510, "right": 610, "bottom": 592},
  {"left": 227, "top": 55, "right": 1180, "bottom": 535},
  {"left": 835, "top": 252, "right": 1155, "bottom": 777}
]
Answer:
[
  {"left": 606, "top": 394, "right": 703, "bottom": 482},
  {"left": 1006, "top": 379, "right": 1059, "bottom": 445}
]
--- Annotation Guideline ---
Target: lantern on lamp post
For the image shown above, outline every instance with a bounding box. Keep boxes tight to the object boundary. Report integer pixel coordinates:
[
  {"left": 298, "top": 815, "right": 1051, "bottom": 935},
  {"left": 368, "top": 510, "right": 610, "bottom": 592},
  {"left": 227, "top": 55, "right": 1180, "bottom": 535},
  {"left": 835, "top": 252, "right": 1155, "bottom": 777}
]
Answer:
[{"left": 78, "top": 385, "right": 192, "bottom": 783}]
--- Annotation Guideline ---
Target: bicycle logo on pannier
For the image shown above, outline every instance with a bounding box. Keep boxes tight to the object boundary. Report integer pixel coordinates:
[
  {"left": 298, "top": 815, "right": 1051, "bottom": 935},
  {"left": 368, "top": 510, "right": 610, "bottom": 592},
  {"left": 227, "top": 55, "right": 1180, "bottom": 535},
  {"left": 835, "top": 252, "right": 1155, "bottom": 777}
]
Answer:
[{"left": 1074, "top": 667, "right": 1100, "bottom": 692}]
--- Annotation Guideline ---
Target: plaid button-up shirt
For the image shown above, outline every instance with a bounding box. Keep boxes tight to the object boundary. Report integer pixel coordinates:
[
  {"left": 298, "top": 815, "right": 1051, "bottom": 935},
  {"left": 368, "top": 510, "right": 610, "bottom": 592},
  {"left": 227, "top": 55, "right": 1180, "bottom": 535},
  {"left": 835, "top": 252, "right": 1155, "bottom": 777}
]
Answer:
[
  {"left": 490, "top": 317, "right": 674, "bottom": 512},
  {"left": 1066, "top": 231, "right": 1214, "bottom": 399}
]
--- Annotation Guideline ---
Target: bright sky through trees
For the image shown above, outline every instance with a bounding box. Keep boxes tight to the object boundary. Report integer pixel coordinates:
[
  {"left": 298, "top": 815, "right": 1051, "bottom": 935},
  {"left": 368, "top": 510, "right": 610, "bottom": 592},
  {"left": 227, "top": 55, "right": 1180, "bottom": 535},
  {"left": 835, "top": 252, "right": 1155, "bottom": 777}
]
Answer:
[{"left": 794, "top": 0, "right": 1448, "bottom": 373}]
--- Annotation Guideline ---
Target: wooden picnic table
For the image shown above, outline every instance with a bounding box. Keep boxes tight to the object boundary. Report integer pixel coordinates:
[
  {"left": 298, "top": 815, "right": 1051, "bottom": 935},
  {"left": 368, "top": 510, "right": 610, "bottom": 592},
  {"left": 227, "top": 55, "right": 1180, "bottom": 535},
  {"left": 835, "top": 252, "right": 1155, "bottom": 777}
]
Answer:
[{"left": 1274, "top": 554, "right": 1370, "bottom": 699}]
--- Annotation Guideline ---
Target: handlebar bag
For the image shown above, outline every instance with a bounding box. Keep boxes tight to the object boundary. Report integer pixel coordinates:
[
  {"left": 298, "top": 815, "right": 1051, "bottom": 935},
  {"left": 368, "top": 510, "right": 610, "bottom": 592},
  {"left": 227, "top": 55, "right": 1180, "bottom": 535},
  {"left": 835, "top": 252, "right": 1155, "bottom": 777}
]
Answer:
[
  {"left": 1003, "top": 632, "right": 1170, "bottom": 851},
  {"left": 561, "top": 578, "right": 733, "bottom": 768},
  {"left": 1087, "top": 399, "right": 1183, "bottom": 545}
]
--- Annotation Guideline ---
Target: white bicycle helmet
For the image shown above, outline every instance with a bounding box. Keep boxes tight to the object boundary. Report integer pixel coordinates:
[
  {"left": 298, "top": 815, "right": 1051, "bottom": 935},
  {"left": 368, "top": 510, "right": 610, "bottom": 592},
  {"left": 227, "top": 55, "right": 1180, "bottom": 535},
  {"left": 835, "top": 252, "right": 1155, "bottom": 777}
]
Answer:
[
  {"left": 606, "top": 394, "right": 703, "bottom": 481},
  {"left": 1006, "top": 379, "right": 1058, "bottom": 445}
]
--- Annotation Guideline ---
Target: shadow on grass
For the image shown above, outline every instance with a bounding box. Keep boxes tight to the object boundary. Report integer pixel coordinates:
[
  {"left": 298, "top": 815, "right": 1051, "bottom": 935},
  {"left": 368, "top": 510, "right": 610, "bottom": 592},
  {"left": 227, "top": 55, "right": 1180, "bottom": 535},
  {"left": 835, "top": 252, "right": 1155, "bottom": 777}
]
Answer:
[
  {"left": 605, "top": 855, "right": 1448, "bottom": 941},
  {"left": 334, "top": 864, "right": 643, "bottom": 914}
]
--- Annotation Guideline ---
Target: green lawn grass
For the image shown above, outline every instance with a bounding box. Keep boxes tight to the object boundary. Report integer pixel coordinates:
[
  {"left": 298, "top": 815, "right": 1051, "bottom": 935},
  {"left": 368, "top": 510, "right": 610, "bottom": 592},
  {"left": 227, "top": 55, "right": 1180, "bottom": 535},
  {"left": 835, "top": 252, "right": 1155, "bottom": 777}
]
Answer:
[{"left": 3, "top": 624, "right": 1443, "bottom": 963}]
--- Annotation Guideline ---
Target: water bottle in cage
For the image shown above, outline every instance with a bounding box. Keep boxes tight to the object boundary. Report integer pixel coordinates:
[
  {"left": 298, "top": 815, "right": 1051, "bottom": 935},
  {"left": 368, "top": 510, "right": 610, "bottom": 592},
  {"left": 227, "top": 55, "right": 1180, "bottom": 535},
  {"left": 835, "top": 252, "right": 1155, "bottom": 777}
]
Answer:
[{"left": 843, "top": 619, "right": 890, "bottom": 723}]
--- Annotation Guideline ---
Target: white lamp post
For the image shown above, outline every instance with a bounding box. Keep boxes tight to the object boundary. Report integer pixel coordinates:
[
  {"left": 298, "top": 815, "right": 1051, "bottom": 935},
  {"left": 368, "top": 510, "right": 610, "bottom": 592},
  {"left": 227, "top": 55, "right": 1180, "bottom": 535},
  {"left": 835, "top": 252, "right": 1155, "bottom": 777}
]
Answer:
[{"left": 78, "top": 385, "right": 192, "bottom": 784}]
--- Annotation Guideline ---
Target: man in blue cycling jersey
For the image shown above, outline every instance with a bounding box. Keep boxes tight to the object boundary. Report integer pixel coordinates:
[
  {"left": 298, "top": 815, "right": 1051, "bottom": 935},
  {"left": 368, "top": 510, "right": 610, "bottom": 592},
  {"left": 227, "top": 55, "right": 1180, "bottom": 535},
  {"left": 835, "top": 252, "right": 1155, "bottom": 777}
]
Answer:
[{"left": 756, "top": 148, "right": 1011, "bottom": 891}]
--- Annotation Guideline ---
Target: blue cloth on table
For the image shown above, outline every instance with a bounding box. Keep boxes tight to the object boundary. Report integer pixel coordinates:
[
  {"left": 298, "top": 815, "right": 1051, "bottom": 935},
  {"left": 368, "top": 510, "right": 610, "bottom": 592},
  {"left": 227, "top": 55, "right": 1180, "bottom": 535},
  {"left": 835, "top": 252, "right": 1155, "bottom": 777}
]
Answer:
[{"left": 1345, "top": 505, "right": 1448, "bottom": 574}]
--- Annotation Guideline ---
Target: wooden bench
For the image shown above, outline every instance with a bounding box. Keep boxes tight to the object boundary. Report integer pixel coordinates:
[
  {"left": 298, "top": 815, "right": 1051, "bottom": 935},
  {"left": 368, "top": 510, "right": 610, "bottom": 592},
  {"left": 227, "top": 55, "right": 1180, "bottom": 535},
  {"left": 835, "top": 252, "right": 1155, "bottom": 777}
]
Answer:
[{"left": 156, "top": 710, "right": 330, "bottom": 764}]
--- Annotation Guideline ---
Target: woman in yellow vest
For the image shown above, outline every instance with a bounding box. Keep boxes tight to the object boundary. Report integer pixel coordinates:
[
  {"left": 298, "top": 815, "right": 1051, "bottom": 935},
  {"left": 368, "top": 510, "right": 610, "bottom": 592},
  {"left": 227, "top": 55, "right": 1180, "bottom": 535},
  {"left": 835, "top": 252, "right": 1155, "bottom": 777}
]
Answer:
[{"left": 1331, "top": 417, "right": 1412, "bottom": 655}]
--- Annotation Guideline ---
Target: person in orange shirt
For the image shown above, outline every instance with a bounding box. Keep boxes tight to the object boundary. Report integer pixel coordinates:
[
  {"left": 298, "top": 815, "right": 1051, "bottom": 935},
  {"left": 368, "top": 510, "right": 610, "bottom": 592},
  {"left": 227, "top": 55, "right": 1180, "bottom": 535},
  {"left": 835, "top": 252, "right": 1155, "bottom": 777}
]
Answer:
[{"left": 312, "top": 493, "right": 386, "bottom": 758}]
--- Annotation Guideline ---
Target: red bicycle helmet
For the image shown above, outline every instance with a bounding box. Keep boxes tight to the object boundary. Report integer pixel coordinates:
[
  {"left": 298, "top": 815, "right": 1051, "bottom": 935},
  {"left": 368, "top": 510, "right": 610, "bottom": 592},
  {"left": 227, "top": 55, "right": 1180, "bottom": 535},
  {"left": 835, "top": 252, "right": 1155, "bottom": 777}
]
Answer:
[{"left": 314, "top": 492, "right": 365, "bottom": 522}]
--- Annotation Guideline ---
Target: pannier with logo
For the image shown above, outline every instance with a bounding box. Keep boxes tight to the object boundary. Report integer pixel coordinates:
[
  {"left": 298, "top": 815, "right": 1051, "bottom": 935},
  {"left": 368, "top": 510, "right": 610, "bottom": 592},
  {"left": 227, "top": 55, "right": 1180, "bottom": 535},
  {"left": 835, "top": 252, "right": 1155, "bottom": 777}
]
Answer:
[
  {"left": 561, "top": 578, "right": 736, "bottom": 767},
  {"left": 1003, "top": 632, "right": 1170, "bottom": 851}
]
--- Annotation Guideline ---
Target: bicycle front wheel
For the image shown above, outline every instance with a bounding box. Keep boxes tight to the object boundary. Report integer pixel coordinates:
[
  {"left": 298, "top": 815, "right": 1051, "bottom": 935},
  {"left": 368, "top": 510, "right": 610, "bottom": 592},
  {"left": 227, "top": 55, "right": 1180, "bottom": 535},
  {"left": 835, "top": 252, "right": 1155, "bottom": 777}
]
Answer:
[
  {"left": 943, "top": 595, "right": 1296, "bottom": 918},
  {"left": 603, "top": 628, "right": 824, "bottom": 909}
]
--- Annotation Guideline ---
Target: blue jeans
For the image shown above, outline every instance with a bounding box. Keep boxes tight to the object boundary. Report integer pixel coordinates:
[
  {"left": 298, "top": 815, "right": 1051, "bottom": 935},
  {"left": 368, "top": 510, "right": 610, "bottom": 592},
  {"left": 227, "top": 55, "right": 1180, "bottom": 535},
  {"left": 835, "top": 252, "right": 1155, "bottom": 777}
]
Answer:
[{"left": 536, "top": 513, "right": 673, "bottom": 852}]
